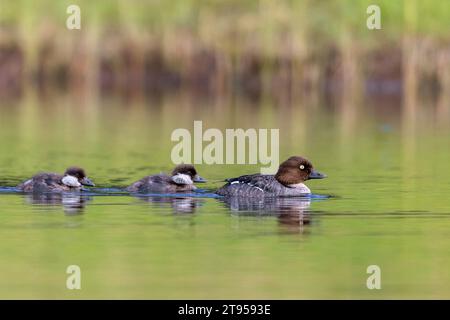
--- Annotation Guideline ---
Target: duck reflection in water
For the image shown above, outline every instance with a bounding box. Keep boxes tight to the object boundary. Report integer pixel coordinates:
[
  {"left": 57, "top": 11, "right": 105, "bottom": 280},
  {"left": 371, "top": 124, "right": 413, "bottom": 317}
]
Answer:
[
  {"left": 134, "top": 195, "right": 204, "bottom": 214},
  {"left": 220, "top": 196, "right": 313, "bottom": 234},
  {"left": 24, "top": 192, "right": 91, "bottom": 215}
]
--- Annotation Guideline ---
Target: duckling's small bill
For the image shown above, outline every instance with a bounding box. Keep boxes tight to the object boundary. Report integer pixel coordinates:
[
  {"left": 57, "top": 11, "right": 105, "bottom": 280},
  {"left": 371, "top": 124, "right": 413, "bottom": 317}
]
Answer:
[
  {"left": 193, "top": 175, "right": 207, "bottom": 183},
  {"left": 81, "top": 177, "right": 95, "bottom": 187}
]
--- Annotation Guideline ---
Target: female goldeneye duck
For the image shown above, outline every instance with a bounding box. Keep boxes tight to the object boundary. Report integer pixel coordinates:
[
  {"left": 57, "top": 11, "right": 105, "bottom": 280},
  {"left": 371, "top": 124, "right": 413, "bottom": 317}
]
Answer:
[
  {"left": 126, "top": 164, "right": 206, "bottom": 193},
  {"left": 17, "top": 167, "right": 95, "bottom": 193},
  {"left": 216, "top": 156, "right": 326, "bottom": 197}
]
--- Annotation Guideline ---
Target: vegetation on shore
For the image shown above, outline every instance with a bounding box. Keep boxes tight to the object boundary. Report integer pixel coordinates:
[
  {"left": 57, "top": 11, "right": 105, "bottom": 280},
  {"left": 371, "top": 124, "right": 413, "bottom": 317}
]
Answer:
[{"left": 1, "top": 0, "right": 449, "bottom": 99}]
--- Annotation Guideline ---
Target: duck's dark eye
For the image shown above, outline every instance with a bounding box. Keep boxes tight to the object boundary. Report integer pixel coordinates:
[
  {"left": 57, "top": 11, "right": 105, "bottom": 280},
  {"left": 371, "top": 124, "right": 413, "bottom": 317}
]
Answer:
[{"left": 299, "top": 165, "right": 305, "bottom": 170}]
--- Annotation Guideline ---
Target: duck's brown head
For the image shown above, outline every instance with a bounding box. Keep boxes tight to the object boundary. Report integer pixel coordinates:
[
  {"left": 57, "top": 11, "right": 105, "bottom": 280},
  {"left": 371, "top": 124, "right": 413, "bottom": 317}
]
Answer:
[
  {"left": 64, "top": 167, "right": 95, "bottom": 187},
  {"left": 274, "top": 156, "right": 326, "bottom": 187},
  {"left": 171, "top": 164, "right": 206, "bottom": 185}
]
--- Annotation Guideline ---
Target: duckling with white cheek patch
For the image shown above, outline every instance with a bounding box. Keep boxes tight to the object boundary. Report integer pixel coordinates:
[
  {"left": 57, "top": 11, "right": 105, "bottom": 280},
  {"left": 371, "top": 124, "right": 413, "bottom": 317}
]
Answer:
[
  {"left": 216, "top": 156, "right": 326, "bottom": 197},
  {"left": 126, "top": 164, "right": 206, "bottom": 193},
  {"left": 17, "top": 167, "right": 95, "bottom": 193}
]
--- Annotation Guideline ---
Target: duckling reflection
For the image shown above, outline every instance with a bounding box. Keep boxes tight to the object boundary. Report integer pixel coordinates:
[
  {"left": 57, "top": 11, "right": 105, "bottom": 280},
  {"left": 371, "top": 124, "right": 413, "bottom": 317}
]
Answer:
[
  {"left": 24, "top": 192, "right": 91, "bottom": 215},
  {"left": 134, "top": 195, "right": 204, "bottom": 214},
  {"left": 220, "top": 196, "right": 313, "bottom": 234}
]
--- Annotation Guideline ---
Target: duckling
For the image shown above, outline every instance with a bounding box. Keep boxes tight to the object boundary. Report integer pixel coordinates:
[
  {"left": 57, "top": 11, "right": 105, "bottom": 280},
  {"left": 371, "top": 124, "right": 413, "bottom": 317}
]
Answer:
[
  {"left": 126, "top": 164, "right": 206, "bottom": 193},
  {"left": 17, "top": 167, "right": 95, "bottom": 193}
]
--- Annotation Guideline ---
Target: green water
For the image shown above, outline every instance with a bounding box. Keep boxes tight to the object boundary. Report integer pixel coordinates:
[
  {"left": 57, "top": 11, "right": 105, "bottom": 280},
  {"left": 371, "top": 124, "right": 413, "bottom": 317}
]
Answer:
[{"left": 0, "top": 93, "right": 450, "bottom": 299}]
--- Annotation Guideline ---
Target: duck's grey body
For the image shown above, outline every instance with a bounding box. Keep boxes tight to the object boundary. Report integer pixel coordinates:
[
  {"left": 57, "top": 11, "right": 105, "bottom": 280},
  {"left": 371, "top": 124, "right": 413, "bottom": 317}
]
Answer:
[{"left": 216, "top": 174, "right": 310, "bottom": 197}]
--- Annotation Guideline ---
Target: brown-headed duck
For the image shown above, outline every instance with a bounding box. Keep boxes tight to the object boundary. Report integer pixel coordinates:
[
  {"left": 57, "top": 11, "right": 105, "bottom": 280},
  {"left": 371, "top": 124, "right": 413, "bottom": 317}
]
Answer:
[{"left": 215, "top": 156, "right": 326, "bottom": 197}]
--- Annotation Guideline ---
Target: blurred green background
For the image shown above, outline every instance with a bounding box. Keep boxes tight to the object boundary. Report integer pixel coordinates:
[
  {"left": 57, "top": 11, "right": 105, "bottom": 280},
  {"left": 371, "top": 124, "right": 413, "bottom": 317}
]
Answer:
[{"left": 1, "top": 0, "right": 450, "bottom": 100}]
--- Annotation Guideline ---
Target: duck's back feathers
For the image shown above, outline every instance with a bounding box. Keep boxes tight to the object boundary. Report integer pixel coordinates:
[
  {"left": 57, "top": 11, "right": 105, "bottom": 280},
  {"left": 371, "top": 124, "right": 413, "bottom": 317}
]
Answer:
[
  {"left": 18, "top": 173, "right": 71, "bottom": 192},
  {"left": 217, "top": 174, "right": 310, "bottom": 197}
]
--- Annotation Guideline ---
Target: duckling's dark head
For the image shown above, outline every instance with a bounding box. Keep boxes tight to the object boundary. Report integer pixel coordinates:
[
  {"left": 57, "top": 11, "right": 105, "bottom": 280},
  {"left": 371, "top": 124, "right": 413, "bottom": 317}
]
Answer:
[
  {"left": 64, "top": 167, "right": 95, "bottom": 187},
  {"left": 171, "top": 164, "right": 206, "bottom": 184},
  {"left": 274, "top": 156, "right": 326, "bottom": 187}
]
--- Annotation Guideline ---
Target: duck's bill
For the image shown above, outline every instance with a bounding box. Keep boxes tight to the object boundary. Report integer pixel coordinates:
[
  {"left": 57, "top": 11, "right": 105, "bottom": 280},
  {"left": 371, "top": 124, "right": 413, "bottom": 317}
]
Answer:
[
  {"left": 81, "top": 177, "right": 95, "bottom": 187},
  {"left": 308, "top": 170, "right": 327, "bottom": 179},
  {"left": 193, "top": 175, "right": 207, "bottom": 183}
]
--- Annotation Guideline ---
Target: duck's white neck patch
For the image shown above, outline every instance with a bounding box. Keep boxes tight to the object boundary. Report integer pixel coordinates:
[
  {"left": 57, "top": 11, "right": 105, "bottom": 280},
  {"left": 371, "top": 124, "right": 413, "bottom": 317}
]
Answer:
[
  {"left": 62, "top": 175, "right": 81, "bottom": 188},
  {"left": 172, "top": 173, "right": 193, "bottom": 185},
  {"left": 287, "top": 183, "right": 311, "bottom": 194}
]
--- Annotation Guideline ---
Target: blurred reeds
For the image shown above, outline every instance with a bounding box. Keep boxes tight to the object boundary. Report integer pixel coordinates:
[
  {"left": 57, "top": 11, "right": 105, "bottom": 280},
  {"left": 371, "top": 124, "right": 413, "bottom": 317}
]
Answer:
[{"left": 1, "top": 0, "right": 450, "bottom": 102}]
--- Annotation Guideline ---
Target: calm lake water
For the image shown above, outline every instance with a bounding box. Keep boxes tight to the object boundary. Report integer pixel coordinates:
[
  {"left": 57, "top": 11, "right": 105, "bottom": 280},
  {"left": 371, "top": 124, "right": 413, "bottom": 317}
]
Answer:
[{"left": 0, "top": 92, "right": 450, "bottom": 299}]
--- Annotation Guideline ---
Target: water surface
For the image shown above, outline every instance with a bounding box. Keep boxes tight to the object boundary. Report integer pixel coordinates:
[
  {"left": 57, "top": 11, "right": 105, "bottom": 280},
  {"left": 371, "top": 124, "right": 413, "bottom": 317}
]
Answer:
[{"left": 0, "top": 93, "right": 450, "bottom": 298}]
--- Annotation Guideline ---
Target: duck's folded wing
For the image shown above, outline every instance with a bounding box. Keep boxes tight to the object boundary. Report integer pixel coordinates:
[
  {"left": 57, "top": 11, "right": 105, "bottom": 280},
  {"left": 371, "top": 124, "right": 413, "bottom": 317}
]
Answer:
[
  {"left": 20, "top": 173, "right": 64, "bottom": 192},
  {"left": 225, "top": 174, "right": 276, "bottom": 191},
  {"left": 226, "top": 174, "right": 264, "bottom": 184},
  {"left": 127, "top": 174, "right": 172, "bottom": 192}
]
